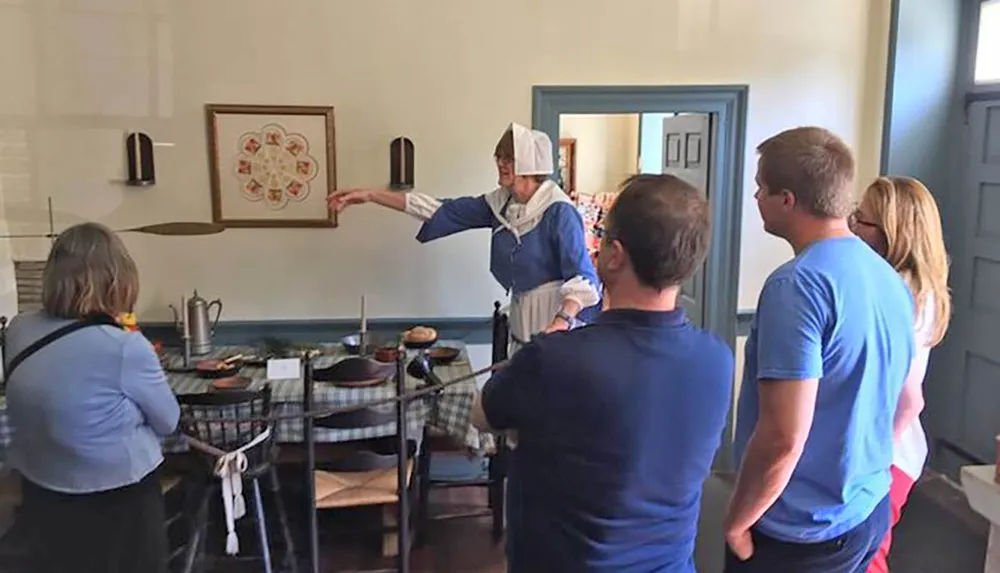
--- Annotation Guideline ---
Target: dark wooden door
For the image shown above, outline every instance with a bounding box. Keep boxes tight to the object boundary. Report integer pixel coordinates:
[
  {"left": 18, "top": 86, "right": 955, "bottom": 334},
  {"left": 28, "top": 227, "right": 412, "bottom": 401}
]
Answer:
[
  {"left": 661, "top": 113, "right": 711, "bottom": 327},
  {"left": 932, "top": 98, "right": 1000, "bottom": 467}
]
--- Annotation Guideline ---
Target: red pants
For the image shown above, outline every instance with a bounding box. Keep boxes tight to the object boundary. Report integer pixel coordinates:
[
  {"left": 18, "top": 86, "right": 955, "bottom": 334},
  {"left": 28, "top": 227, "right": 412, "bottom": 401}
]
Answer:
[{"left": 866, "top": 465, "right": 916, "bottom": 573}]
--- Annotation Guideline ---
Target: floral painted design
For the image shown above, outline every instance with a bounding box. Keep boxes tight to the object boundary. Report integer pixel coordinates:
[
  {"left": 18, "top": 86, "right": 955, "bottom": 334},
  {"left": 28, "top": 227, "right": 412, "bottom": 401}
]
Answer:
[{"left": 233, "top": 123, "right": 319, "bottom": 210}]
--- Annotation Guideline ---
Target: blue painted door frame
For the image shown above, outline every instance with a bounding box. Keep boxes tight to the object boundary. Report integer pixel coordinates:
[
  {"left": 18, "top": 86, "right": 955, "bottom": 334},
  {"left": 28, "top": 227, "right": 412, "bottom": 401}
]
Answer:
[{"left": 533, "top": 85, "right": 749, "bottom": 471}]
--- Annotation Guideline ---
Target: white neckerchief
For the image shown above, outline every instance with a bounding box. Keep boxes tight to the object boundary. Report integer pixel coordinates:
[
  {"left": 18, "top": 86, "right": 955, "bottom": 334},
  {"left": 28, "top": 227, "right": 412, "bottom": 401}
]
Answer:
[
  {"left": 213, "top": 427, "right": 273, "bottom": 555},
  {"left": 483, "top": 180, "right": 573, "bottom": 243}
]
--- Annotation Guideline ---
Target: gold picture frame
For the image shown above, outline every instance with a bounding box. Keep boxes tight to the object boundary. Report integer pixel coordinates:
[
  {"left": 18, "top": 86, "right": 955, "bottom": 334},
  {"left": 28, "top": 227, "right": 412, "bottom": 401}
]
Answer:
[{"left": 205, "top": 104, "right": 338, "bottom": 228}]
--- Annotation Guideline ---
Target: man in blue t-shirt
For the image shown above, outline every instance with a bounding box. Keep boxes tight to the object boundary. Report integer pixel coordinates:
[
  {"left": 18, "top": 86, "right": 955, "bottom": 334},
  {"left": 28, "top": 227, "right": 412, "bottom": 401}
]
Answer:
[
  {"left": 475, "top": 174, "right": 734, "bottom": 572},
  {"left": 725, "top": 127, "right": 915, "bottom": 573}
]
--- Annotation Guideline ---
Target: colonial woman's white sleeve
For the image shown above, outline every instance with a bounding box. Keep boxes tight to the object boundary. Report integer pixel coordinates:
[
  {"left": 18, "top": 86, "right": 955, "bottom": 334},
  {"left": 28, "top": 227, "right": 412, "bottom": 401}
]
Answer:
[
  {"left": 559, "top": 275, "right": 600, "bottom": 308},
  {"left": 403, "top": 191, "right": 443, "bottom": 221}
]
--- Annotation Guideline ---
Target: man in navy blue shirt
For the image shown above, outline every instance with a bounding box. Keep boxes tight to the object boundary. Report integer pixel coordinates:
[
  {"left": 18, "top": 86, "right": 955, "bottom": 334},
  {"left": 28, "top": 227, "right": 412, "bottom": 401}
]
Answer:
[
  {"left": 725, "top": 127, "right": 914, "bottom": 572},
  {"left": 477, "top": 174, "right": 735, "bottom": 572}
]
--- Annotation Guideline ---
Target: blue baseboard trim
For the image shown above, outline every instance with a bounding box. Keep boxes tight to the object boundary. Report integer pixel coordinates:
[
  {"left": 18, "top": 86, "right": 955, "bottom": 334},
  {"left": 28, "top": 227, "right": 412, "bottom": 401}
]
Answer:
[
  {"left": 140, "top": 317, "right": 494, "bottom": 347},
  {"left": 140, "top": 310, "right": 757, "bottom": 347}
]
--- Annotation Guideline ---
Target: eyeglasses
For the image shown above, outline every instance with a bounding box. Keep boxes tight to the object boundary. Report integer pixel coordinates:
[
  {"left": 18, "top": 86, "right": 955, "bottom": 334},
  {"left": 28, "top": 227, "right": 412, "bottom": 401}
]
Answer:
[{"left": 848, "top": 209, "right": 878, "bottom": 230}]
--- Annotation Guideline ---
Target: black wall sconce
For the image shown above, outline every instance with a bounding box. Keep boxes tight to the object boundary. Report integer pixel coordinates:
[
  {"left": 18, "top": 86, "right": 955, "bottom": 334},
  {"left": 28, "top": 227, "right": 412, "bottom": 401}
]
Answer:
[
  {"left": 125, "top": 131, "right": 155, "bottom": 186},
  {"left": 389, "top": 137, "right": 414, "bottom": 190}
]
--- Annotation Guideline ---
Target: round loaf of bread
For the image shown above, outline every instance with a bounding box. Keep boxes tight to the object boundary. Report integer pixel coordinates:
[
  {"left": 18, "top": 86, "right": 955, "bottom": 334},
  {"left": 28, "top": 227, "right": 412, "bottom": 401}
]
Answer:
[{"left": 404, "top": 326, "right": 437, "bottom": 343}]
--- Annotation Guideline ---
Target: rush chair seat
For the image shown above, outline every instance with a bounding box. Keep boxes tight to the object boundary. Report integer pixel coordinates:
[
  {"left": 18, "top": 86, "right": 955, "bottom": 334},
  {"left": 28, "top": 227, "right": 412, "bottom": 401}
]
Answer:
[
  {"left": 314, "top": 463, "right": 413, "bottom": 509},
  {"left": 312, "top": 412, "right": 416, "bottom": 510},
  {"left": 303, "top": 355, "right": 419, "bottom": 573}
]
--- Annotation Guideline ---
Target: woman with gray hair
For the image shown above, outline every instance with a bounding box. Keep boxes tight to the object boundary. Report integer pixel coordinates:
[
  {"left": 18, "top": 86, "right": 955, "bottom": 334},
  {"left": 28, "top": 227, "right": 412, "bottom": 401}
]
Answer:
[{"left": 4, "top": 222, "right": 179, "bottom": 573}]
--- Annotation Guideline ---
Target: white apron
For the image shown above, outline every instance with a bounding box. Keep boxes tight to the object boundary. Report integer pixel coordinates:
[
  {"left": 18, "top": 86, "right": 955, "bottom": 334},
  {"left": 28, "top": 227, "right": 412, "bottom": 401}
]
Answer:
[
  {"left": 500, "top": 282, "right": 566, "bottom": 451},
  {"left": 508, "top": 281, "right": 563, "bottom": 352},
  {"left": 484, "top": 182, "right": 577, "bottom": 351},
  {"left": 484, "top": 183, "right": 579, "bottom": 450}
]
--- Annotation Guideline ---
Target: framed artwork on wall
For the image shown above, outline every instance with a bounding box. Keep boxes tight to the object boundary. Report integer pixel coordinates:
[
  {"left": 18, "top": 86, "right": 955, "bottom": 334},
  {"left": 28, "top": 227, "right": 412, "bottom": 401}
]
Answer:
[
  {"left": 559, "top": 138, "right": 577, "bottom": 199},
  {"left": 205, "top": 104, "right": 337, "bottom": 228}
]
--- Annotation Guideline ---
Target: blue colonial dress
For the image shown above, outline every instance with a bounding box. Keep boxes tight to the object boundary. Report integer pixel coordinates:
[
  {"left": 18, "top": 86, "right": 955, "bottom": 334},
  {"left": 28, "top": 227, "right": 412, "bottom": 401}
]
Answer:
[{"left": 404, "top": 180, "right": 601, "bottom": 347}]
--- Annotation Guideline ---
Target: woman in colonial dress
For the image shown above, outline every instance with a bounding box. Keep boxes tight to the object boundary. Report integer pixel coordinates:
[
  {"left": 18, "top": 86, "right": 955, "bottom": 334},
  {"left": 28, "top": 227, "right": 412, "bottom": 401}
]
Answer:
[
  {"left": 327, "top": 122, "right": 601, "bottom": 341},
  {"left": 327, "top": 123, "right": 602, "bottom": 570}
]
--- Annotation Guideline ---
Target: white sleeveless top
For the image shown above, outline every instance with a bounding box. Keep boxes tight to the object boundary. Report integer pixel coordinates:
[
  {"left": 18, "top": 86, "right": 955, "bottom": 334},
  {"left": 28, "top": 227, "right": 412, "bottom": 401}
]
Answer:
[{"left": 893, "top": 294, "right": 936, "bottom": 480}]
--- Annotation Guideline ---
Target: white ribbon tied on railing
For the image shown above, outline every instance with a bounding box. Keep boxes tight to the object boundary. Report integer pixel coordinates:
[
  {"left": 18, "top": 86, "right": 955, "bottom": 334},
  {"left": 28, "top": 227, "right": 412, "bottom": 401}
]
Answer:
[{"left": 212, "top": 427, "right": 272, "bottom": 555}]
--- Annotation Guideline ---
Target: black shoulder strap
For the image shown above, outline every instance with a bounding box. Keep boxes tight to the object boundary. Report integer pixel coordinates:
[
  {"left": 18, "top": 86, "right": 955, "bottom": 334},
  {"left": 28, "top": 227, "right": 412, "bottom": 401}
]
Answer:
[{"left": 3, "top": 313, "right": 122, "bottom": 380}]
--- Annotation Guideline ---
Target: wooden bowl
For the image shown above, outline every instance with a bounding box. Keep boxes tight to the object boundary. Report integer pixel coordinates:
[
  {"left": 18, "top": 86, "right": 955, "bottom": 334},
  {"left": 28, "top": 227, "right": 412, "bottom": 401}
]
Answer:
[
  {"left": 211, "top": 376, "right": 252, "bottom": 391},
  {"left": 373, "top": 346, "right": 401, "bottom": 363},
  {"left": 331, "top": 377, "right": 388, "bottom": 389},
  {"left": 427, "top": 346, "right": 461, "bottom": 366},
  {"left": 194, "top": 359, "right": 240, "bottom": 379},
  {"left": 313, "top": 357, "right": 394, "bottom": 383}
]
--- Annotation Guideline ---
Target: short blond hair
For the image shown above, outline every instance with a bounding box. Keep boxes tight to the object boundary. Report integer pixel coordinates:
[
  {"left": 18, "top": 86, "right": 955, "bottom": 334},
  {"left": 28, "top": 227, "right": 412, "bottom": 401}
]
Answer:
[
  {"left": 757, "top": 127, "right": 856, "bottom": 218},
  {"left": 42, "top": 223, "right": 139, "bottom": 319}
]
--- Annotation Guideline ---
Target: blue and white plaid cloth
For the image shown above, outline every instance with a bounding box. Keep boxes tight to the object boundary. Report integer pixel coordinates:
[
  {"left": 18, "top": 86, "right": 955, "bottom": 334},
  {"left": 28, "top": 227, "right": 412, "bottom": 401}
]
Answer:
[{"left": 0, "top": 341, "right": 494, "bottom": 461}]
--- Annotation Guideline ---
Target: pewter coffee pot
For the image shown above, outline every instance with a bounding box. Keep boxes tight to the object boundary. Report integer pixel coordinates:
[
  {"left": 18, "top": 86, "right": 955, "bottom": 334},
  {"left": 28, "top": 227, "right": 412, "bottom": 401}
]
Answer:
[{"left": 169, "top": 290, "right": 222, "bottom": 356}]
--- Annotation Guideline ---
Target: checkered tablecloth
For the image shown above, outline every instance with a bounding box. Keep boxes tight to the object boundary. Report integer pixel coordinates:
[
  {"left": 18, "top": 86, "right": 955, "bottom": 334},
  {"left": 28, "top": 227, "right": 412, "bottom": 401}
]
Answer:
[{"left": 0, "top": 341, "right": 494, "bottom": 461}]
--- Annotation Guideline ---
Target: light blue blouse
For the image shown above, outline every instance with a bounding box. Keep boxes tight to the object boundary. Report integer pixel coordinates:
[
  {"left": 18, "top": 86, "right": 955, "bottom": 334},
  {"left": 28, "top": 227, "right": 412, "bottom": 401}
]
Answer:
[{"left": 4, "top": 311, "right": 180, "bottom": 494}]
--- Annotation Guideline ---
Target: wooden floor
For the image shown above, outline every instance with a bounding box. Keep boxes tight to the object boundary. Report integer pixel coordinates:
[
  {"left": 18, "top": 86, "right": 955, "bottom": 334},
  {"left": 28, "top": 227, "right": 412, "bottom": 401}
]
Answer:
[
  {"left": 0, "top": 472, "right": 987, "bottom": 572},
  {"left": 187, "top": 481, "right": 506, "bottom": 573},
  {"left": 302, "top": 472, "right": 989, "bottom": 573},
  {"left": 310, "top": 473, "right": 988, "bottom": 573},
  {"left": 308, "top": 487, "right": 505, "bottom": 573}
]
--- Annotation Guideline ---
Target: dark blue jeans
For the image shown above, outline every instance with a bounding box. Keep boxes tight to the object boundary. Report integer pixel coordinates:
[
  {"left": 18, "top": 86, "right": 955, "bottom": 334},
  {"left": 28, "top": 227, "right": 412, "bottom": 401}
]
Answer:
[{"left": 724, "top": 495, "right": 891, "bottom": 573}]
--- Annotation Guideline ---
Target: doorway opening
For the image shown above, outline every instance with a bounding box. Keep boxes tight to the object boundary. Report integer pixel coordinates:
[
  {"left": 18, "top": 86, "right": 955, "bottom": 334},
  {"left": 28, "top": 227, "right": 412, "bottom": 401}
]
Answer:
[
  {"left": 557, "top": 111, "right": 713, "bottom": 325},
  {"left": 533, "top": 85, "right": 748, "bottom": 469}
]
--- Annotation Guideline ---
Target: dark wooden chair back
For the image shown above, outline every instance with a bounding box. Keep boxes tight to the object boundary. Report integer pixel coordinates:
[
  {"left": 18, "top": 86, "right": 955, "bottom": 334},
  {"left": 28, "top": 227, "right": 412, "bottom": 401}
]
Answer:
[{"left": 177, "top": 386, "right": 274, "bottom": 475}]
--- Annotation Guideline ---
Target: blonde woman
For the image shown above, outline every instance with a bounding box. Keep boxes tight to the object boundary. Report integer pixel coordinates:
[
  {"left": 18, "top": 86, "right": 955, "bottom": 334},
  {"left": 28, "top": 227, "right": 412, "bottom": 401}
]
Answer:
[
  {"left": 4, "top": 223, "right": 179, "bottom": 573},
  {"left": 850, "top": 177, "right": 952, "bottom": 573}
]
